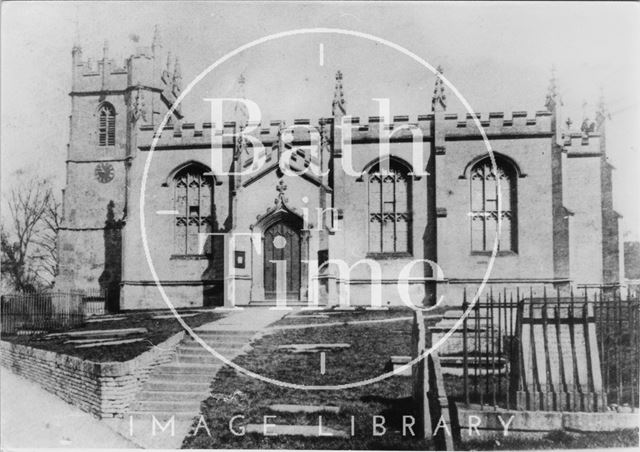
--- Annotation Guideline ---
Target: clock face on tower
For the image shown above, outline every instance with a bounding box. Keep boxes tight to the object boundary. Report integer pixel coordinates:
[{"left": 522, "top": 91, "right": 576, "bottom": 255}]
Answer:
[{"left": 95, "top": 162, "right": 114, "bottom": 183}]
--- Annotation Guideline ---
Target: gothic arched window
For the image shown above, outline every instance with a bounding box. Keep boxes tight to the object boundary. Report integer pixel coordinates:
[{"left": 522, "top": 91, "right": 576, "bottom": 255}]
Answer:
[
  {"left": 470, "top": 158, "right": 517, "bottom": 252},
  {"left": 368, "top": 160, "right": 412, "bottom": 254},
  {"left": 173, "top": 165, "right": 213, "bottom": 255},
  {"left": 98, "top": 103, "right": 116, "bottom": 146}
]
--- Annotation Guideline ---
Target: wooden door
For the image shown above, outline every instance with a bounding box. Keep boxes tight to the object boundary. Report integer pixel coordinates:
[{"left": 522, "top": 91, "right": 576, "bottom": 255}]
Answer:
[{"left": 264, "top": 221, "right": 301, "bottom": 300}]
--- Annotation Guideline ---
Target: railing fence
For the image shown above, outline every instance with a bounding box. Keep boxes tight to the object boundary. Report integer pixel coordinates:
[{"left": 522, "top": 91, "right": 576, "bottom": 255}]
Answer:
[
  {"left": 596, "top": 288, "right": 640, "bottom": 408},
  {"left": 458, "top": 286, "right": 639, "bottom": 412},
  {"left": 0, "top": 289, "right": 107, "bottom": 335},
  {"left": 460, "top": 287, "right": 521, "bottom": 409}
]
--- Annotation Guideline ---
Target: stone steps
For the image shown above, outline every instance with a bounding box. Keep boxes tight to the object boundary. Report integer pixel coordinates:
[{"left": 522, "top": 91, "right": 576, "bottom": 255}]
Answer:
[
  {"left": 190, "top": 330, "right": 258, "bottom": 337},
  {"left": 145, "top": 380, "right": 212, "bottom": 392},
  {"left": 248, "top": 300, "right": 312, "bottom": 306},
  {"left": 138, "top": 390, "right": 207, "bottom": 402},
  {"left": 126, "top": 327, "right": 257, "bottom": 427},
  {"left": 125, "top": 411, "right": 197, "bottom": 421},
  {"left": 179, "top": 340, "right": 249, "bottom": 349},
  {"left": 115, "top": 309, "right": 290, "bottom": 449},
  {"left": 177, "top": 345, "right": 246, "bottom": 356},
  {"left": 132, "top": 399, "right": 202, "bottom": 413},
  {"left": 147, "top": 373, "right": 217, "bottom": 384},
  {"left": 176, "top": 354, "right": 236, "bottom": 364},
  {"left": 154, "top": 363, "right": 222, "bottom": 375}
]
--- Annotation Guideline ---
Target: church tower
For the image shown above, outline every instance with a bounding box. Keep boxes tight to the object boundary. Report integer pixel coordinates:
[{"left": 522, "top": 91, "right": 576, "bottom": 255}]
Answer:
[{"left": 56, "top": 27, "right": 182, "bottom": 311}]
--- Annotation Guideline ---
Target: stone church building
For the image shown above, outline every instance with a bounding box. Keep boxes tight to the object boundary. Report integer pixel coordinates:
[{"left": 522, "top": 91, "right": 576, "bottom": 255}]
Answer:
[{"left": 56, "top": 30, "right": 622, "bottom": 310}]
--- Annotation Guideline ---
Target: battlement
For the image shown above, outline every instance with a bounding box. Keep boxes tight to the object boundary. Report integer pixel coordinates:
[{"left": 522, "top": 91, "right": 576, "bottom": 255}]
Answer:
[
  {"left": 137, "top": 110, "right": 556, "bottom": 151},
  {"left": 71, "top": 33, "right": 183, "bottom": 118},
  {"left": 137, "top": 118, "right": 326, "bottom": 149},
  {"left": 73, "top": 46, "right": 159, "bottom": 78},
  {"left": 563, "top": 131, "right": 602, "bottom": 156},
  {"left": 72, "top": 51, "right": 168, "bottom": 90},
  {"left": 441, "top": 110, "right": 553, "bottom": 138}
]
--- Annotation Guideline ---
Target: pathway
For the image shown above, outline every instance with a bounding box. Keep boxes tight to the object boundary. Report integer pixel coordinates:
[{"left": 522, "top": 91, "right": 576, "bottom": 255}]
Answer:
[
  {"left": 105, "top": 307, "right": 287, "bottom": 449},
  {"left": 1, "top": 367, "right": 137, "bottom": 449}
]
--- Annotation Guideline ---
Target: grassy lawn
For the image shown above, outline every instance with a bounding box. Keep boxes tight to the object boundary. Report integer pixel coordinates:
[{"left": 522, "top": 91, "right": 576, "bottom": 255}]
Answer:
[
  {"left": 183, "top": 307, "right": 638, "bottom": 450},
  {"left": 183, "top": 307, "right": 439, "bottom": 449},
  {"left": 0, "top": 310, "right": 225, "bottom": 362}
]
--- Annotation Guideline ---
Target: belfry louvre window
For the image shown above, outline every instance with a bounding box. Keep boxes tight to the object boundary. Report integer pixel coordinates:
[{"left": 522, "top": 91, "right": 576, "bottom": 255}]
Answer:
[
  {"left": 98, "top": 103, "right": 116, "bottom": 146},
  {"left": 368, "top": 161, "right": 411, "bottom": 253},
  {"left": 470, "top": 158, "right": 517, "bottom": 252},
  {"left": 174, "top": 165, "right": 213, "bottom": 255}
]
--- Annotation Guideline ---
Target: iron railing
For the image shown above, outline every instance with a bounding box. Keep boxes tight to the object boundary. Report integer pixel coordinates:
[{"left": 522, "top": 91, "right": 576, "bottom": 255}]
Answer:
[
  {"left": 595, "top": 288, "right": 640, "bottom": 408},
  {"left": 459, "top": 287, "right": 522, "bottom": 409},
  {"left": 457, "top": 286, "right": 639, "bottom": 411},
  {"left": 0, "top": 289, "right": 107, "bottom": 335}
]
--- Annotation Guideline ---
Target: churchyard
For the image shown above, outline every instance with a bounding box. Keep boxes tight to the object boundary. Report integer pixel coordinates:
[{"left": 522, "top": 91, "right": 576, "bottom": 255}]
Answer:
[
  {"left": 0, "top": 293, "right": 226, "bottom": 362},
  {"left": 1, "top": 287, "right": 638, "bottom": 449}
]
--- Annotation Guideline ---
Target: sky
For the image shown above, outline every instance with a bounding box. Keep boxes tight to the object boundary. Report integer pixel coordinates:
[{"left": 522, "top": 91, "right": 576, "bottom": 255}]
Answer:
[{"left": 1, "top": 1, "right": 639, "bottom": 239}]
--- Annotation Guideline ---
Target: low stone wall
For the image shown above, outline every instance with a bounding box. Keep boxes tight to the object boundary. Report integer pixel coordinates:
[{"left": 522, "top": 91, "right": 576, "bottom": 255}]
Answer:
[
  {"left": 0, "top": 332, "right": 184, "bottom": 418},
  {"left": 456, "top": 403, "right": 640, "bottom": 441}
]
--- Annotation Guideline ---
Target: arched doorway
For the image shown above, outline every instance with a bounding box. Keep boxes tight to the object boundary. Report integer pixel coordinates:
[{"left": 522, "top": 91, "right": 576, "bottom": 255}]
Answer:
[{"left": 263, "top": 218, "right": 302, "bottom": 300}]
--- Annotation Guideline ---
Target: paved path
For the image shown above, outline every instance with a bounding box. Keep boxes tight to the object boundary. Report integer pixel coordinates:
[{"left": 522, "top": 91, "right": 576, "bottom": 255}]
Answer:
[
  {"left": 198, "top": 307, "right": 288, "bottom": 331},
  {"left": 1, "top": 367, "right": 137, "bottom": 449}
]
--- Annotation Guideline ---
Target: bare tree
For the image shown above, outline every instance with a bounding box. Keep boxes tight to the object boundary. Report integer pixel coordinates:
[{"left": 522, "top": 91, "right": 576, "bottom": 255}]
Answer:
[{"left": 1, "top": 173, "right": 61, "bottom": 292}]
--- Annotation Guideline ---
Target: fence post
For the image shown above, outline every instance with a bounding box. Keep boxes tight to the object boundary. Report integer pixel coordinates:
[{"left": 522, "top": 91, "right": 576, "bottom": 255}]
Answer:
[
  {"left": 474, "top": 294, "right": 480, "bottom": 405},
  {"left": 514, "top": 295, "right": 525, "bottom": 410},
  {"left": 462, "top": 287, "right": 469, "bottom": 406},
  {"left": 617, "top": 287, "right": 623, "bottom": 406},
  {"left": 490, "top": 291, "right": 497, "bottom": 408}
]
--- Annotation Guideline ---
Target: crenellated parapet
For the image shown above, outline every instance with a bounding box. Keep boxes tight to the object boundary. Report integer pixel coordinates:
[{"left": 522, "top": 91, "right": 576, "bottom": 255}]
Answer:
[
  {"left": 137, "top": 119, "right": 322, "bottom": 151},
  {"left": 562, "top": 132, "right": 602, "bottom": 156},
  {"left": 71, "top": 47, "right": 130, "bottom": 93},
  {"left": 441, "top": 110, "right": 553, "bottom": 139},
  {"left": 71, "top": 32, "right": 182, "bottom": 118},
  {"left": 137, "top": 109, "right": 562, "bottom": 152}
]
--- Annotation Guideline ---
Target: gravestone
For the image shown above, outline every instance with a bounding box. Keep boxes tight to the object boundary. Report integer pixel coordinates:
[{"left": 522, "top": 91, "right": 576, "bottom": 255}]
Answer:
[
  {"left": 277, "top": 343, "right": 350, "bottom": 353},
  {"left": 268, "top": 404, "right": 341, "bottom": 414},
  {"left": 46, "top": 327, "right": 147, "bottom": 338},
  {"left": 74, "top": 337, "right": 145, "bottom": 348},
  {"left": 245, "top": 424, "right": 348, "bottom": 438},
  {"left": 516, "top": 299, "right": 607, "bottom": 412},
  {"left": 388, "top": 355, "right": 412, "bottom": 376}
]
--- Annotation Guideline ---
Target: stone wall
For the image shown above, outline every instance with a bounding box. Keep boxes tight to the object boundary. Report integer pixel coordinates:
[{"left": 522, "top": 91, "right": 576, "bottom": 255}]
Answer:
[
  {"left": 0, "top": 332, "right": 183, "bottom": 418},
  {"left": 565, "top": 153, "right": 604, "bottom": 285},
  {"left": 457, "top": 403, "right": 640, "bottom": 441}
]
